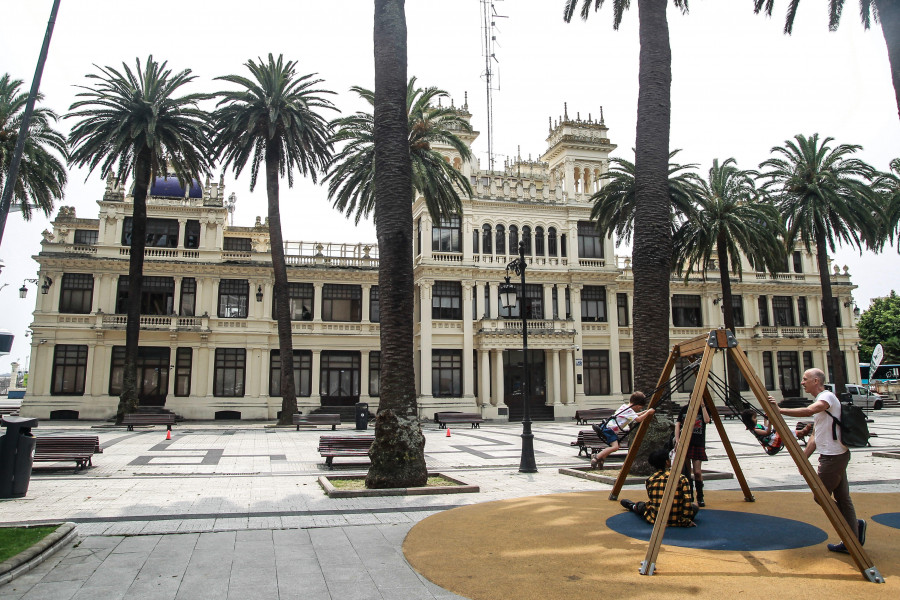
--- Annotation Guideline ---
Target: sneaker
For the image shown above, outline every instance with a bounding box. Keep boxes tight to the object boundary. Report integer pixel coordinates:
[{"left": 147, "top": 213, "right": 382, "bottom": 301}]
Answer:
[
  {"left": 620, "top": 499, "right": 635, "bottom": 512},
  {"left": 858, "top": 519, "right": 867, "bottom": 546},
  {"left": 634, "top": 501, "right": 647, "bottom": 516},
  {"left": 827, "top": 542, "right": 849, "bottom": 554}
]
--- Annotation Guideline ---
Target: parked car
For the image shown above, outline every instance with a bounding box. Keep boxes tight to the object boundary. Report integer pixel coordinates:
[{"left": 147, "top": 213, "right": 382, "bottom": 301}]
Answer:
[{"left": 824, "top": 383, "right": 887, "bottom": 410}]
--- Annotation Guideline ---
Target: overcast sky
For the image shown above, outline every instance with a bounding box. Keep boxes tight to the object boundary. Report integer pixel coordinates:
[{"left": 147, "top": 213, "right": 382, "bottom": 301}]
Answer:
[{"left": 1, "top": 0, "right": 898, "bottom": 372}]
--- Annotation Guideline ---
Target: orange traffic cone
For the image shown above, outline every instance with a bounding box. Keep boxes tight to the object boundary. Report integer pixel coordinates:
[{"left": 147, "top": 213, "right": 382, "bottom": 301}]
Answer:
[
  {"left": 446, "top": 428, "right": 451, "bottom": 438},
  {"left": 166, "top": 429, "right": 171, "bottom": 440}
]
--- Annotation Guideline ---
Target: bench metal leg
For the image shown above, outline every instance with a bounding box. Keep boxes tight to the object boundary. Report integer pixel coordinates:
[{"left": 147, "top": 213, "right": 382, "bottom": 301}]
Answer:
[
  {"left": 127, "top": 425, "right": 134, "bottom": 431},
  {"left": 167, "top": 425, "right": 172, "bottom": 431},
  {"left": 325, "top": 457, "right": 334, "bottom": 469},
  {"left": 331, "top": 425, "right": 336, "bottom": 430}
]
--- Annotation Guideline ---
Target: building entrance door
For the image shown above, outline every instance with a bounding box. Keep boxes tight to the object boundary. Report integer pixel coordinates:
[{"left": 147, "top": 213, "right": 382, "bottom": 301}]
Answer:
[
  {"left": 320, "top": 351, "right": 360, "bottom": 406},
  {"left": 503, "top": 349, "right": 553, "bottom": 421},
  {"left": 137, "top": 347, "right": 170, "bottom": 407}
]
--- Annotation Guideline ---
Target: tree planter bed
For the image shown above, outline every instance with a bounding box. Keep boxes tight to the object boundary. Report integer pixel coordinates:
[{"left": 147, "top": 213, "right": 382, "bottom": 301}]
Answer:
[{"left": 318, "top": 473, "right": 479, "bottom": 498}]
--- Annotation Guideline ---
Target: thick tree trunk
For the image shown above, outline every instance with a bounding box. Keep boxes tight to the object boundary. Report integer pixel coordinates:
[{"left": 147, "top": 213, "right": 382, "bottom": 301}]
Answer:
[
  {"left": 815, "top": 229, "right": 847, "bottom": 394},
  {"left": 875, "top": 0, "right": 900, "bottom": 121},
  {"left": 366, "top": 0, "right": 427, "bottom": 489},
  {"left": 267, "top": 144, "right": 298, "bottom": 426},
  {"left": 116, "top": 147, "right": 150, "bottom": 424},
  {"left": 629, "top": 0, "right": 674, "bottom": 475},
  {"left": 717, "top": 234, "right": 743, "bottom": 407}
]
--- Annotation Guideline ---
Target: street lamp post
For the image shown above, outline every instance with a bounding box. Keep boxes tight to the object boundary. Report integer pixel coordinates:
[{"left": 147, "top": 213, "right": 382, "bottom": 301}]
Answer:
[{"left": 500, "top": 241, "right": 537, "bottom": 473}]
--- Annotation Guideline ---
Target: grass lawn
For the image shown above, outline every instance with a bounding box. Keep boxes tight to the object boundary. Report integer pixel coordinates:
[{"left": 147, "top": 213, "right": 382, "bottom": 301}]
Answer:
[
  {"left": 0, "top": 526, "right": 60, "bottom": 563},
  {"left": 329, "top": 475, "right": 462, "bottom": 490}
]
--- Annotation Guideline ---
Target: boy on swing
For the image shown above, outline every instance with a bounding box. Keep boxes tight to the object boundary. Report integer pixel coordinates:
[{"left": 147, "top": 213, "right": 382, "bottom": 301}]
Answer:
[{"left": 590, "top": 391, "right": 656, "bottom": 469}]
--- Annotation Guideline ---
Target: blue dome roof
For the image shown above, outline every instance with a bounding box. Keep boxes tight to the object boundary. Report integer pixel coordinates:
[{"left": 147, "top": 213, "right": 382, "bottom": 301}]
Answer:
[{"left": 149, "top": 176, "right": 202, "bottom": 198}]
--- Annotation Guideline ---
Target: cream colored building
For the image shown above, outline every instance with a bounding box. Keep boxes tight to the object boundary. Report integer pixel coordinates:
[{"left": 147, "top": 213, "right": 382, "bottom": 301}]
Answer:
[{"left": 22, "top": 105, "right": 861, "bottom": 421}]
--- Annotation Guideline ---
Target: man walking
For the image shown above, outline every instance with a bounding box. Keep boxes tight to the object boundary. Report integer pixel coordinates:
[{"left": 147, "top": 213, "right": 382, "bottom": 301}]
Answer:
[{"left": 772, "top": 368, "right": 865, "bottom": 553}]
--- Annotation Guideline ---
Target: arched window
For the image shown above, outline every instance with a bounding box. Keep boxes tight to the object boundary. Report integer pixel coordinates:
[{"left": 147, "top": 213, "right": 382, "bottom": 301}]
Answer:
[
  {"left": 481, "top": 224, "right": 492, "bottom": 254},
  {"left": 509, "top": 225, "right": 519, "bottom": 253},
  {"left": 495, "top": 224, "right": 506, "bottom": 255},
  {"left": 522, "top": 226, "right": 532, "bottom": 255},
  {"left": 535, "top": 226, "right": 545, "bottom": 256},
  {"left": 453, "top": 157, "right": 462, "bottom": 170},
  {"left": 548, "top": 227, "right": 558, "bottom": 256}
]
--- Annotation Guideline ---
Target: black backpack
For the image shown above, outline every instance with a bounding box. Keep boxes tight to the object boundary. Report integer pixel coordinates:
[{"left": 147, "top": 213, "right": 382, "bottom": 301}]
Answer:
[{"left": 826, "top": 402, "right": 870, "bottom": 448}]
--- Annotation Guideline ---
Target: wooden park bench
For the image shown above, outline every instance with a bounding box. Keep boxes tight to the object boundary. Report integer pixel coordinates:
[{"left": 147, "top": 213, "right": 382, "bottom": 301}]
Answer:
[
  {"left": 317, "top": 435, "right": 374, "bottom": 468},
  {"left": 570, "top": 429, "right": 630, "bottom": 458},
  {"left": 122, "top": 413, "right": 175, "bottom": 431},
  {"left": 433, "top": 412, "right": 485, "bottom": 429},
  {"left": 34, "top": 435, "right": 101, "bottom": 471},
  {"left": 293, "top": 413, "right": 341, "bottom": 431},
  {"left": 574, "top": 408, "right": 614, "bottom": 425}
]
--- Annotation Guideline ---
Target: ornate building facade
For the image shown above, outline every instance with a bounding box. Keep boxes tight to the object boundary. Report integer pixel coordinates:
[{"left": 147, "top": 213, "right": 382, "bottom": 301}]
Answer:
[{"left": 22, "top": 106, "right": 862, "bottom": 421}]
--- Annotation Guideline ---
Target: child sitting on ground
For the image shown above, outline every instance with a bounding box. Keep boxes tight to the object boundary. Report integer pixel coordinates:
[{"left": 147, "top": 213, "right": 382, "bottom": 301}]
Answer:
[
  {"left": 620, "top": 448, "right": 699, "bottom": 527},
  {"left": 590, "top": 391, "right": 656, "bottom": 469},
  {"left": 740, "top": 409, "right": 784, "bottom": 455}
]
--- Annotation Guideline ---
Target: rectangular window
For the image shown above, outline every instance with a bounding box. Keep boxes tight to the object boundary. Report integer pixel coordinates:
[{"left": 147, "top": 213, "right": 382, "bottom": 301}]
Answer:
[
  {"left": 108, "top": 346, "right": 170, "bottom": 400},
  {"left": 184, "top": 220, "right": 200, "bottom": 249},
  {"left": 432, "top": 216, "right": 461, "bottom": 252},
  {"left": 51, "top": 345, "right": 87, "bottom": 395},
  {"left": 577, "top": 221, "right": 603, "bottom": 259},
  {"left": 797, "top": 297, "right": 809, "bottom": 326},
  {"left": 116, "top": 276, "right": 175, "bottom": 315},
  {"left": 803, "top": 350, "right": 814, "bottom": 371},
  {"left": 758, "top": 295, "right": 770, "bottom": 327},
  {"left": 369, "top": 286, "right": 380, "bottom": 323},
  {"left": 122, "top": 217, "right": 179, "bottom": 248},
  {"left": 223, "top": 237, "right": 252, "bottom": 252},
  {"left": 498, "top": 283, "right": 543, "bottom": 319},
  {"left": 731, "top": 295, "right": 744, "bottom": 328},
  {"left": 676, "top": 357, "right": 697, "bottom": 393},
  {"left": 581, "top": 286, "right": 607, "bottom": 322},
  {"left": 214, "top": 348, "right": 246, "bottom": 397},
  {"left": 432, "top": 281, "right": 462, "bottom": 320},
  {"left": 217, "top": 279, "right": 249, "bottom": 318},
  {"left": 617, "top": 293, "right": 629, "bottom": 326},
  {"left": 73, "top": 229, "right": 98, "bottom": 245},
  {"left": 777, "top": 351, "right": 800, "bottom": 395},
  {"left": 320, "top": 351, "right": 360, "bottom": 400},
  {"left": 59, "top": 273, "right": 94, "bottom": 314},
  {"left": 772, "top": 296, "right": 795, "bottom": 326},
  {"left": 369, "top": 351, "right": 381, "bottom": 397},
  {"left": 269, "top": 350, "right": 312, "bottom": 397},
  {"left": 175, "top": 348, "right": 192, "bottom": 397},
  {"left": 672, "top": 294, "right": 702, "bottom": 327},
  {"left": 273, "top": 282, "right": 313, "bottom": 321},
  {"left": 620, "top": 352, "right": 633, "bottom": 394},
  {"left": 180, "top": 278, "right": 196, "bottom": 316},
  {"left": 548, "top": 228, "right": 558, "bottom": 256},
  {"left": 552, "top": 287, "right": 559, "bottom": 319},
  {"left": 432, "top": 349, "right": 462, "bottom": 397},
  {"left": 583, "top": 350, "right": 611, "bottom": 395},
  {"left": 762, "top": 351, "right": 775, "bottom": 390},
  {"left": 322, "top": 284, "right": 361, "bottom": 322},
  {"left": 793, "top": 250, "right": 803, "bottom": 273},
  {"left": 472, "top": 228, "right": 479, "bottom": 254}
]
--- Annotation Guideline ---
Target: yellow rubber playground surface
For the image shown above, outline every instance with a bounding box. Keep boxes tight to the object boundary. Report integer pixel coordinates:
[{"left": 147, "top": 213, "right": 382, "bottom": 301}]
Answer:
[{"left": 404, "top": 490, "right": 899, "bottom": 599}]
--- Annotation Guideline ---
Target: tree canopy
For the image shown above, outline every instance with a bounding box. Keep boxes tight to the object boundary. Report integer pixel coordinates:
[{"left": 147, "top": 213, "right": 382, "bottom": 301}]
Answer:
[{"left": 857, "top": 290, "right": 900, "bottom": 364}]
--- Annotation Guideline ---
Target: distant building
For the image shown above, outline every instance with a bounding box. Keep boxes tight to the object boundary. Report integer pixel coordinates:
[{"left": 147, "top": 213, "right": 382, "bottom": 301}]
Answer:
[{"left": 22, "top": 104, "right": 861, "bottom": 420}]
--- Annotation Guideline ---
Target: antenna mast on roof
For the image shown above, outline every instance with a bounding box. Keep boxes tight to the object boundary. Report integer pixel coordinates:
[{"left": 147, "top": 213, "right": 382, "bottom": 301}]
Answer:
[{"left": 480, "top": 0, "right": 506, "bottom": 172}]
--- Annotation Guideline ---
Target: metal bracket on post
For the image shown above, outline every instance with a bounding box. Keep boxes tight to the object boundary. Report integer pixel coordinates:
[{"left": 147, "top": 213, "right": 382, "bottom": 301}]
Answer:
[
  {"left": 639, "top": 561, "right": 655, "bottom": 576},
  {"left": 865, "top": 567, "right": 885, "bottom": 584},
  {"left": 707, "top": 327, "right": 738, "bottom": 349}
]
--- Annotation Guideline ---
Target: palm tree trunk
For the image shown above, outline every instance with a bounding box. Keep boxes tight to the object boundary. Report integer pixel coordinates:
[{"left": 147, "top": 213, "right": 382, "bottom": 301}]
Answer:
[
  {"left": 366, "top": 0, "right": 427, "bottom": 489},
  {"left": 629, "top": 0, "right": 675, "bottom": 475},
  {"left": 266, "top": 143, "right": 298, "bottom": 426},
  {"left": 874, "top": 0, "right": 900, "bottom": 121},
  {"left": 815, "top": 226, "right": 847, "bottom": 394},
  {"left": 717, "top": 234, "right": 743, "bottom": 406},
  {"left": 117, "top": 146, "right": 150, "bottom": 423}
]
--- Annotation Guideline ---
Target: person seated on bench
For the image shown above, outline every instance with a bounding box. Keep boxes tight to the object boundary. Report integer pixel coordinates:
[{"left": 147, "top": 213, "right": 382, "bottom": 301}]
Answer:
[
  {"left": 590, "top": 391, "right": 655, "bottom": 469},
  {"left": 740, "top": 409, "right": 784, "bottom": 455},
  {"left": 619, "top": 448, "right": 699, "bottom": 527}
]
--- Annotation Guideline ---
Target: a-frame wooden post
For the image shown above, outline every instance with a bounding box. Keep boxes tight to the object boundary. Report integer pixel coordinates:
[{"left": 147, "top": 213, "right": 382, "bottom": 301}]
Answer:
[{"left": 627, "top": 329, "right": 884, "bottom": 583}]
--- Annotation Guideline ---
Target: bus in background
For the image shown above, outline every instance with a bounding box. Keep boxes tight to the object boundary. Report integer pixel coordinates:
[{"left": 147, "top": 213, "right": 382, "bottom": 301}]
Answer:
[{"left": 860, "top": 362, "right": 900, "bottom": 385}]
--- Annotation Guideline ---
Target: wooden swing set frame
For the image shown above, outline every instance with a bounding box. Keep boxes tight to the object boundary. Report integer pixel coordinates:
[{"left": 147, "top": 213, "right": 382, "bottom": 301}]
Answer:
[{"left": 609, "top": 329, "right": 884, "bottom": 583}]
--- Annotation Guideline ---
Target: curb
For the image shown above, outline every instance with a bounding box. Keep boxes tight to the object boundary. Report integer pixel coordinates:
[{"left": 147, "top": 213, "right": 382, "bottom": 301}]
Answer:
[
  {"left": 319, "top": 473, "right": 479, "bottom": 498},
  {"left": 0, "top": 522, "right": 78, "bottom": 587}
]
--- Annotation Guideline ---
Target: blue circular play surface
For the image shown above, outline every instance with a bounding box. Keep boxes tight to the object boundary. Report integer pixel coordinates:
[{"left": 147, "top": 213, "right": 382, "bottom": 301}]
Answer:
[
  {"left": 606, "top": 509, "right": 828, "bottom": 551},
  {"left": 872, "top": 512, "right": 900, "bottom": 529}
]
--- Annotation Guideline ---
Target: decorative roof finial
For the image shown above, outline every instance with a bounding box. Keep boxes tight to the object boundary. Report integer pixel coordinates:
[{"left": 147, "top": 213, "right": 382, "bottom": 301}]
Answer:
[
  {"left": 549, "top": 116, "right": 552, "bottom": 131},
  {"left": 463, "top": 91, "right": 468, "bottom": 109},
  {"left": 577, "top": 112, "right": 580, "bottom": 121},
  {"left": 517, "top": 145, "right": 521, "bottom": 160},
  {"left": 563, "top": 102, "right": 569, "bottom": 120},
  {"left": 588, "top": 113, "right": 592, "bottom": 122},
  {"left": 600, "top": 106, "right": 605, "bottom": 124}
]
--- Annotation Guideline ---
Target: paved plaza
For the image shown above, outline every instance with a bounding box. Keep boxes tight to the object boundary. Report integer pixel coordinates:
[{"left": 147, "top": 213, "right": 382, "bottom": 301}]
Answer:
[{"left": 2, "top": 411, "right": 899, "bottom": 599}]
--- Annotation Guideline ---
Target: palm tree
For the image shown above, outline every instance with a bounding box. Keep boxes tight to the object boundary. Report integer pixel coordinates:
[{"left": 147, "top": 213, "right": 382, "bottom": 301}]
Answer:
[
  {"left": 366, "top": 0, "right": 428, "bottom": 489},
  {"left": 564, "top": 0, "right": 690, "bottom": 400},
  {"left": 759, "top": 134, "right": 880, "bottom": 394},
  {"left": 754, "top": 1, "right": 900, "bottom": 121},
  {"left": 590, "top": 151, "right": 700, "bottom": 247},
  {"left": 325, "top": 77, "right": 473, "bottom": 225},
  {"left": 211, "top": 54, "right": 336, "bottom": 426},
  {"left": 67, "top": 56, "right": 211, "bottom": 423},
  {"left": 0, "top": 73, "right": 67, "bottom": 220},
  {"left": 876, "top": 157, "right": 900, "bottom": 250},
  {"left": 673, "top": 158, "right": 785, "bottom": 404}
]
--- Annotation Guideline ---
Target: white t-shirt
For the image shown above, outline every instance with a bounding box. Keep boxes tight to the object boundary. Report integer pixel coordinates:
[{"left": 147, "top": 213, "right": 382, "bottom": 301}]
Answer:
[
  {"left": 812, "top": 390, "right": 847, "bottom": 456},
  {"left": 606, "top": 403, "right": 638, "bottom": 434}
]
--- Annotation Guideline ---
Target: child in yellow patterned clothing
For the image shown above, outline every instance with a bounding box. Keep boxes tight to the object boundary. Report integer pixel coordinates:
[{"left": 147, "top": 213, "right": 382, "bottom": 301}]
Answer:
[{"left": 619, "top": 448, "right": 699, "bottom": 527}]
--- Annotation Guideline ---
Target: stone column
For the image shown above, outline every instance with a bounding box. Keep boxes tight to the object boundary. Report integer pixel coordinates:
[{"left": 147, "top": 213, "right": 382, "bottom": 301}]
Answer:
[
  {"left": 563, "top": 349, "right": 575, "bottom": 405},
  {"left": 462, "top": 282, "right": 474, "bottom": 399},
  {"left": 479, "top": 350, "right": 491, "bottom": 406},
  {"left": 608, "top": 285, "right": 622, "bottom": 396},
  {"left": 177, "top": 219, "right": 187, "bottom": 249},
  {"left": 172, "top": 276, "right": 182, "bottom": 316},
  {"left": 313, "top": 282, "right": 323, "bottom": 322},
  {"left": 556, "top": 284, "right": 567, "bottom": 322},
  {"left": 420, "top": 282, "right": 433, "bottom": 400},
  {"left": 475, "top": 282, "right": 485, "bottom": 320},
  {"left": 311, "top": 350, "right": 322, "bottom": 404},
  {"left": 792, "top": 296, "right": 801, "bottom": 327},
  {"left": 167, "top": 344, "right": 177, "bottom": 397},
  {"left": 543, "top": 284, "right": 554, "bottom": 320},
  {"left": 488, "top": 281, "right": 499, "bottom": 321},
  {"left": 83, "top": 344, "right": 96, "bottom": 398},
  {"left": 91, "top": 274, "right": 104, "bottom": 313},
  {"left": 492, "top": 349, "right": 504, "bottom": 406},
  {"left": 551, "top": 349, "right": 562, "bottom": 405},
  {"left": 360, "top": 351, "right": 370, "bottom": 401},
  {"left": 362, "top": 284, "right": 371, "bottom": 323},
  {"left": 91, "top": 344, "right": 108, "bottom": 397}
]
